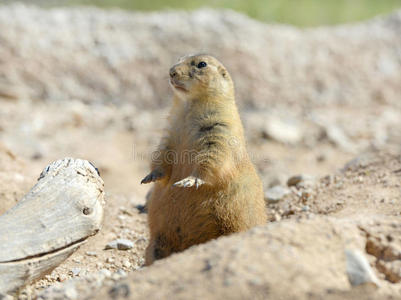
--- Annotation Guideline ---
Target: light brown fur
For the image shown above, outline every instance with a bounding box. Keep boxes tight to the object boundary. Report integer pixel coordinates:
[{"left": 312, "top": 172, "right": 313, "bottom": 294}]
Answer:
[{"left": 142, "top": 54, "right": 267, "bottom": 265}]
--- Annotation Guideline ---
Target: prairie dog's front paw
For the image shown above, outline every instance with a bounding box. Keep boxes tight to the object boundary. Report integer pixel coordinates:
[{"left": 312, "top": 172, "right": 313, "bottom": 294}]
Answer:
[
  {"left": 141, "top": 169, "right": 165, "bottom": 184},
  {"left": 173, "top": 176, "right": 205, "bottom": 189}
]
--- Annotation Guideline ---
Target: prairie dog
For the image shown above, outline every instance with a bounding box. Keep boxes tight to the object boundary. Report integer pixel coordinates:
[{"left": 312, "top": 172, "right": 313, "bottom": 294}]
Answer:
[{"left": 141, "top": 54, "right": 267, "bottom": 265}]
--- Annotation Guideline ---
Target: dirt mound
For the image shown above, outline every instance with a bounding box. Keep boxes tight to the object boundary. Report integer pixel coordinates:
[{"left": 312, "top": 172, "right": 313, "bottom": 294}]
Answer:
[
  {"left": 35, "top": 152, "right": 401, "bottom": 300},
  {"left": 266, "top": 150, "right": 401, "bottom": 221}
]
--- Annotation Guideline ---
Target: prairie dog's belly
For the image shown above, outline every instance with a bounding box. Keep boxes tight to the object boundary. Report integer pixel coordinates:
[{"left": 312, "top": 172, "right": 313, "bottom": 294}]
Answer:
[{"left": 154, "top": 185, "right": 221, "bottom": 246}]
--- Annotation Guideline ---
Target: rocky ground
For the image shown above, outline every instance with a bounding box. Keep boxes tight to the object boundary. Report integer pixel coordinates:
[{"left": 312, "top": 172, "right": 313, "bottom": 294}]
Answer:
[{"left": 0, "top": 4, "right": 400, "bottom": 299}]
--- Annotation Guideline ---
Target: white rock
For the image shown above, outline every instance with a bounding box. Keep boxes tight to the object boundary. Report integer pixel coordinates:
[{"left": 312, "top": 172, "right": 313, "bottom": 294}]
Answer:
[
  {"left": 85, "top": 251, "right": 97, "bottom": 256},
  {"left": 99, "top": 268, "right": 112, "bottom": 278},
  {"left": 57, "top": 274, "right": 68, "bottom": 282},
  {"left": 106, "top": 257, "right": 115, "bottom": 263},
  {"left": 264, "top": 186, "right": 290, "bottom": 203},
  {"left": 105, "top": 239, "right": 134, "bottom": 250},
  {"left": 325, "top": 125, "right": 354, "bottom": 152},
  {"left": 301, "top": 205, "right": 310, "bottom": 212},
  {"left": 345, "top": 249, "right": 379, "bottom": 287},
  {"left": 122, "top": 259, "right": 131, "bottom": 268},
  {"left": 116, "top": 269, "right": 127, "bottom": 278},
  {"left": 263, "top": 116, "right": 303, "bottom": 145},
  {"left": 70, "top": 268, "right": 81, "bottom": 276}
]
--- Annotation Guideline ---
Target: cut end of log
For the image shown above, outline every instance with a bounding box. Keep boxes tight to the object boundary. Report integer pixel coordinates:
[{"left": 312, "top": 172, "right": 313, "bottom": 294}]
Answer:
[
  {"left": 39, "top": 158, "right": 102, "bottom": 184},
  {"left": 0, "top": 158, "right": 105, "bottom": 295}
]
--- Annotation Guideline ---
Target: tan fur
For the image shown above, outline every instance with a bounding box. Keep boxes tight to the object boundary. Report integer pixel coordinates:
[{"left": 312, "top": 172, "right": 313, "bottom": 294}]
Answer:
[{"left": 142, "top": 54, "right": 267, "bottom": 265}]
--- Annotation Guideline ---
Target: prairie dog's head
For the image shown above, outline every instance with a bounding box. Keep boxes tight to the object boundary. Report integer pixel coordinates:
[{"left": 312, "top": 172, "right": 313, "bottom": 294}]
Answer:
[{"left": 169, "top": 54, "right": 233, "bottom": 100}]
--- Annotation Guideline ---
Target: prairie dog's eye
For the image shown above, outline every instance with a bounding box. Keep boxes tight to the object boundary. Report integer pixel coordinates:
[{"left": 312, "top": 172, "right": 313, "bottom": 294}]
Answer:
[{"left": 197, "top": 61, "right": 207, "bottom": 68}]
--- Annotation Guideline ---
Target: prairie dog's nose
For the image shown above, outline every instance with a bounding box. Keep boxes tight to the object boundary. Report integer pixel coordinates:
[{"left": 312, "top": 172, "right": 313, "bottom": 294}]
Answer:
[{"left": 169, "top": 67, "right": 178, "bottom": 78}]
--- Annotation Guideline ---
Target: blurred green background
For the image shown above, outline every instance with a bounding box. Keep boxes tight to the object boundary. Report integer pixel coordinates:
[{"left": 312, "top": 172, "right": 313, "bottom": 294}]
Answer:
[
  {"left": 3, "top": 0, "right": 401, "bottom": 26},
  {"left": 72, "top": 0, "right": 401, "bottom": 26}
]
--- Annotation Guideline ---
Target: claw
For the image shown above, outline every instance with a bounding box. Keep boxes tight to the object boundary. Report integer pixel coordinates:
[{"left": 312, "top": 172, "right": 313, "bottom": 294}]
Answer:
[
  {"left": 140, "top": 174, "right": 152, "bottom": 184},
  {"left": 173, "top": 176, "right": 205, "bottom": 188},
  {"left": 141, "top": 170, "right": 164, "bottom": 184}
]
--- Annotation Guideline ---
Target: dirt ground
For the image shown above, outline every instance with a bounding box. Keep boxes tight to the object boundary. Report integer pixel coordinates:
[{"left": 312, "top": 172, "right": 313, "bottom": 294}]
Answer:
[{"left": 0, "top": 4, "right": 400, "bottom": 300}]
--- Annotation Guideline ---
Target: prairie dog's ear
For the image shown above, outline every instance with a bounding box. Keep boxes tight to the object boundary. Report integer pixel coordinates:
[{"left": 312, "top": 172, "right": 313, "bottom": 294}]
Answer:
[{"left": 218, "top": 65, "right": 228, "bottom": 78}]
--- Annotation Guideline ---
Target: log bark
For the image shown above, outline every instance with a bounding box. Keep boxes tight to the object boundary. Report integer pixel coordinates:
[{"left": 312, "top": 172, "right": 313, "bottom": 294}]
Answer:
[{"left": 0, "top": 158, "right": 104, "bottom": 295}]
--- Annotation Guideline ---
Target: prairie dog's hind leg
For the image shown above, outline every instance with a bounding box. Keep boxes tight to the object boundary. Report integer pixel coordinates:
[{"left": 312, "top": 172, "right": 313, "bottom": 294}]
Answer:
[
  {"left": 145, "top": 233, "right": 173, "bottom": 265},
  {"left": 145, "top": 239, "right": 156, "bottom": 266}
]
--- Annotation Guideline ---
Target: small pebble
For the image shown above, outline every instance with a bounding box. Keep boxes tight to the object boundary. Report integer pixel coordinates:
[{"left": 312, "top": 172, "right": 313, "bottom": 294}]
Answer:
[
  {"left": 287, "top": 175, "right": 303, "bottom": 187},
  {"left": 123, "top": 260, "right": 131, "bottom": 268},
  {"left": 106, "top": 257, "right": 115, "bottom": 263},
  {"left": 57, "top": 274, "right": 68, "bottom": 282},
  {"left": 100, "top": 269, "right": 112, "bottom": 278},
  {"left": 117, "top": 269, "right": 127, "bottom": 277},
  {"left": 264, "top": 186, "right": 290, "bottom": 203},
  {"left": 70, "top": 268, "right": 81, "bottom": 276},
  {"left": 119, "top": 207, "right": 133, "bottom": 216},
  {"left": 273, "top": 213, "right": 281, "bottom": 221},
  {"left": 105, "top": 239, "right": 134, "bottom": 250},
  {"left": 345, "top": 249, "right": 379, "bottom": 287}
]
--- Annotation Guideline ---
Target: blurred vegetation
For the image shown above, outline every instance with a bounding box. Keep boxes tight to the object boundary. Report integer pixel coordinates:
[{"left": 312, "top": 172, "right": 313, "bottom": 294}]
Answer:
[
  {"left": 69, "top": 0, "right": 401, "bottom": 26},
  {"left": 1, "top": 0, "right": 401, "bottom": 26}
]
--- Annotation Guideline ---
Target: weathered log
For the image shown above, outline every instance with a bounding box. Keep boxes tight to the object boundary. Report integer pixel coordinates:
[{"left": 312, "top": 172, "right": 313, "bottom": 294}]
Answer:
[{"left": 0, "top": 158, "right": 104, "bottom": 295}]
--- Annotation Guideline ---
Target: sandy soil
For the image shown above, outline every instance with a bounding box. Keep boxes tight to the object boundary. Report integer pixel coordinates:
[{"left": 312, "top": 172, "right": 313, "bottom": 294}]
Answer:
[{"left": 0, "top": 4, "right": 400, "bottom": 300}]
